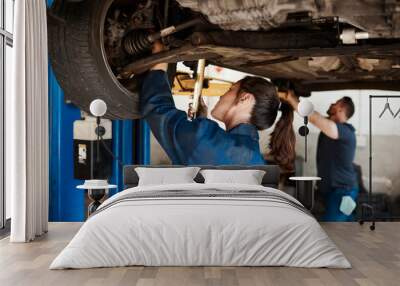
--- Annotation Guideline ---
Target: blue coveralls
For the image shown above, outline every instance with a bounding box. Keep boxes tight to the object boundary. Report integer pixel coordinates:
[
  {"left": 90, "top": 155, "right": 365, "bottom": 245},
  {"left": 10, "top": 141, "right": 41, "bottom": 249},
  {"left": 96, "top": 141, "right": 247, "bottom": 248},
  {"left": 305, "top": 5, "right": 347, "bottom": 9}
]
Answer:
[
  {"left": 140, "top": 70, "right": 266, "bottom": 165},
  {"left": 317, "top": 123, "right": 359, "bottom": 221}
]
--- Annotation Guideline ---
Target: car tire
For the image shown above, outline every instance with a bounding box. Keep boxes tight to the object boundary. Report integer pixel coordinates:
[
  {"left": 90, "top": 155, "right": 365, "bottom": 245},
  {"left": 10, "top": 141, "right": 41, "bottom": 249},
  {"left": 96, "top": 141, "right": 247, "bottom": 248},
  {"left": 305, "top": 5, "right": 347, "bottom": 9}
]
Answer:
[{"left": 48, "top": 0, "right": 175, "bottom": 119}]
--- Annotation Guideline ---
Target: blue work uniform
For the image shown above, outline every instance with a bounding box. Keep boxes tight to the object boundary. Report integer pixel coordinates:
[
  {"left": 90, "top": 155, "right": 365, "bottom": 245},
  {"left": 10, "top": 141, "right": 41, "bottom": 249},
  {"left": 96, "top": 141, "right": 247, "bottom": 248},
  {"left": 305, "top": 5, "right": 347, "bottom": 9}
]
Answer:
[
  {"left": 317, "top": 122, "right": 359, "bottom": 221},
  {"left": 140, "top": 70, "right": 265, "bottom": 165}
]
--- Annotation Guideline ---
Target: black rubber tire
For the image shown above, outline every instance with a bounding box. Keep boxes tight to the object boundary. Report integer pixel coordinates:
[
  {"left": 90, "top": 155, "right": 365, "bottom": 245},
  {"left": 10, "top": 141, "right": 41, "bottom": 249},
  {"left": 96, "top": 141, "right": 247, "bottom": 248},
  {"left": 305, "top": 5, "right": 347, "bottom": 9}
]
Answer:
[{"left": 48, "top": 0, "right": 143, "bottom": 119}]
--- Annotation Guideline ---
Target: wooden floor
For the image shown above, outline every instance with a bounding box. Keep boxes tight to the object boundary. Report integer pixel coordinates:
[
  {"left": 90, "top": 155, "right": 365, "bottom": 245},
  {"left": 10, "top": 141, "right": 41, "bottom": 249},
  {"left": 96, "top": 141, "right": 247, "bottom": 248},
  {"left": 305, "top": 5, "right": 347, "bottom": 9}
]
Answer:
[{"left": 0, "top": 222, "right": 399, "bottom": 286}]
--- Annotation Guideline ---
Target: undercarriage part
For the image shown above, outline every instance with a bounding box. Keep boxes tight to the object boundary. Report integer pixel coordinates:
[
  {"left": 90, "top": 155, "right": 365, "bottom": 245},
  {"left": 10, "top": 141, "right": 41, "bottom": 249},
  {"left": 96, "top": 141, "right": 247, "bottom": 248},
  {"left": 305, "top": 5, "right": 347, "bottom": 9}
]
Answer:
[
  {"left": 118, "top": 28, "right": 400, "bottom": 93},
  {"left": 123, "top": 18, "right": 203, "bottom": 56},
  {"left": 308, "top": 57, "right": 341, "bottom": 72},
  {"left": 176, "top": 0, "right": 400, "bottom": 38},
  {"left": 385, "top": 0, "right": 400, "bottom": 37},
  {"left": 123, "top": 29, "right": 153, "bottom": 56},
  {"left": 104, "top": 0, "right": 159, "bottom": 72},
  {"left": 340, "top": 28, "right": 369, "bottom": 44},
  {"left": 49, "top": 0, "right": 400, "bottom": 120},
  {"left": 357, "top": 58, "right": 381, "bottom": 72},
  {"left": 176, "top": 0, "right": 318, "bottom": 31},
  {"left": 190, "top": 30, "right": 340, "bottom": 51},
  {"left": 120, "top": 28, "right": 400, "bottom": 77},
  {"left": 120, "top": 29, "right": 340, "bottom": 76}
]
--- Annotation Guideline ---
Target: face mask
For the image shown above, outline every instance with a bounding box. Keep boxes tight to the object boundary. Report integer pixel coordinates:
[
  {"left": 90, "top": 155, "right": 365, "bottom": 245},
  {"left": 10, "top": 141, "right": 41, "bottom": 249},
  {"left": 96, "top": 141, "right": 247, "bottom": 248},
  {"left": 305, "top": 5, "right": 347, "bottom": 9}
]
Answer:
[{"left": 339, "top": 196, "right": 357, "bottom": 216}]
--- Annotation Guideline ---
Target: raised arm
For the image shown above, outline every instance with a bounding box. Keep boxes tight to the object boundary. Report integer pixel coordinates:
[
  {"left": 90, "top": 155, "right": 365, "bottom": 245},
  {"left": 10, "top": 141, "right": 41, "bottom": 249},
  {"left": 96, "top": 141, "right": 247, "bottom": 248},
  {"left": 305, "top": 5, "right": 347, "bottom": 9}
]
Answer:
[
  {"left": 140, "top": 67, "right": 220, "bottom": 164},
  {"left": 308, "top": 111, "right": 339, "bottom": 139},
  {"left": 140, "top": 69, "right": 188, "bottom": 163},
  {"left": 279, "top": 91, "right": 339, "bottom": 139},
  {"left": 140, "top": 41, "right": 224, "bottom": 164}
]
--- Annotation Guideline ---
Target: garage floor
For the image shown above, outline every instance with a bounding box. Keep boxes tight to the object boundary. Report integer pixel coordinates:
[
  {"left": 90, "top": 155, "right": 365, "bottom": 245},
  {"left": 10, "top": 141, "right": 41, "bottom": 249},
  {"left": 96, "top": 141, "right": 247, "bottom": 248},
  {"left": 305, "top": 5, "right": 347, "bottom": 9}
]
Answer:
[{"left": 0, "top": 222, "right": 398, "bottom": 286}]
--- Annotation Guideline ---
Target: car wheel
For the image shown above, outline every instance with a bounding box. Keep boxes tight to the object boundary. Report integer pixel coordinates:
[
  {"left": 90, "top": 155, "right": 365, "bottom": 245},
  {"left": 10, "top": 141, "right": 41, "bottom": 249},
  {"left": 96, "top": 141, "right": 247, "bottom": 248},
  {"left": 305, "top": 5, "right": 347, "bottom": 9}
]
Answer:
[{"left": 48, "top": 0, "right": 174, "bottom": 119}]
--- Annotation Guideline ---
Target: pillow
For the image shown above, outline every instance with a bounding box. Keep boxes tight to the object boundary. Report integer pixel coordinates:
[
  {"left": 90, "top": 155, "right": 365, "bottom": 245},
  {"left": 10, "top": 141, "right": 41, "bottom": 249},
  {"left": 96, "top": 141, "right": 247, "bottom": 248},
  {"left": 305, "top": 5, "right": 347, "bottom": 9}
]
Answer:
[
  {"left": 135, "top": 167, "right": 200, "bottom": 186},
  {"left": 200, "top": 169, "right": 266, "bottom": 185}
]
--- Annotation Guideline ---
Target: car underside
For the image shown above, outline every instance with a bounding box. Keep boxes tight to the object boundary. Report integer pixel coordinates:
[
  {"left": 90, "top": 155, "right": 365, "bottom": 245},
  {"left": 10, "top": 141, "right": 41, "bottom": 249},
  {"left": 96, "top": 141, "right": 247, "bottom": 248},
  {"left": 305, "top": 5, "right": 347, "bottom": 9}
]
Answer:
[{"left": 48, "top": 0, "right": 400, "bottom": 119}]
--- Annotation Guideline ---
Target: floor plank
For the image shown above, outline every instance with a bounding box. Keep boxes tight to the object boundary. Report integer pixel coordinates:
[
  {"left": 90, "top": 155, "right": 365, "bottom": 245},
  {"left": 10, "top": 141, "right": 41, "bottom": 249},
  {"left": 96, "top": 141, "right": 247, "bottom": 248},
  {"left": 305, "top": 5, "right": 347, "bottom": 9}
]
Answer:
[{"left": 0, "top": 222, "right": 399, "bottom": 286}]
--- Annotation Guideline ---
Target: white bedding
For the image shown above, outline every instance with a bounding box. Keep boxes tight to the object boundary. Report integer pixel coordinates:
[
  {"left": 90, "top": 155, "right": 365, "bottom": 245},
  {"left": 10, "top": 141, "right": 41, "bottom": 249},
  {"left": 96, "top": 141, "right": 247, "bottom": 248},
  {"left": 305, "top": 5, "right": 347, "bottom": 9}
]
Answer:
[{"left": 50, "top": 183, "right": 351, "bottom": 269}]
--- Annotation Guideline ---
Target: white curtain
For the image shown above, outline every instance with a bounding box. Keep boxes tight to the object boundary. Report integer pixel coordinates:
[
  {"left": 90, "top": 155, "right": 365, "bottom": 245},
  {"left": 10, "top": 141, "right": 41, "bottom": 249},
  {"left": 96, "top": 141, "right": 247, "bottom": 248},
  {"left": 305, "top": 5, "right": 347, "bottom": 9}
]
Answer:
[{"left": 7, "top": 0, "right": 49, "bottom": 242}]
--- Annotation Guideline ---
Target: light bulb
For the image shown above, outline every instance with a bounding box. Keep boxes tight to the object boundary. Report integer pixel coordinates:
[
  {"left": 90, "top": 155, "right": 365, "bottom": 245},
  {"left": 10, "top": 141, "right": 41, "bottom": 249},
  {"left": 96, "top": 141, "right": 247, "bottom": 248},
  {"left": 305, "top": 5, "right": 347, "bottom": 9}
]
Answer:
[
  {"left": 298, "top": 99, "right": 314, "bottom": 117},
  {"left": 89, "top": 99, "right": 107, "bottom": 117}
]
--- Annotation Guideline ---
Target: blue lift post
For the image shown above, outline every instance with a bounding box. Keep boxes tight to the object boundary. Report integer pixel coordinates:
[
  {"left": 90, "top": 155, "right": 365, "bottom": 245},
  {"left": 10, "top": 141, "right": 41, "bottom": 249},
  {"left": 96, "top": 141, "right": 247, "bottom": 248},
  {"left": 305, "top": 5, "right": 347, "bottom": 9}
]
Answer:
[
  {"left": 109, "top": 120, "right": 133, "bottom": 197},
  {"left": 48, "top": 66, "right": 150, "bottom": 221},
  {"left": 135, "top": 120, "right": 151, "bottom": 165},
  {"left": 109, "top": 120, "right": 151, "bottom": 196},
  {"left": 47, "top": 0, "right": 150, "bottom": 221},
  {"left": 48, "top": 64, "right": 83, "bottom": 222}
]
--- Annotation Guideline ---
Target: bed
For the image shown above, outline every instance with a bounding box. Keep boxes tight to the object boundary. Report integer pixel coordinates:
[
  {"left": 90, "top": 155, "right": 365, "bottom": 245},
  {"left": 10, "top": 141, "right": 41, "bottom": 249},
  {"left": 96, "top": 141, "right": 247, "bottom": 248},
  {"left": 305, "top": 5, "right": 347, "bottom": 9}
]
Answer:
[{"left": 50, "top": 165, "right": 350, "bottom": 269}]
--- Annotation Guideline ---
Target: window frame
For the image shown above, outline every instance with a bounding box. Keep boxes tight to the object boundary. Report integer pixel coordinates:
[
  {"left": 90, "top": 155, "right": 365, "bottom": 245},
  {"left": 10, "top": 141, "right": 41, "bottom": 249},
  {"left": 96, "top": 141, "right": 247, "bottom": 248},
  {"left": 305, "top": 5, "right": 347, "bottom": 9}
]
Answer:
[{"left": 0, "top": 0, "right": 13, "bottom": 231}]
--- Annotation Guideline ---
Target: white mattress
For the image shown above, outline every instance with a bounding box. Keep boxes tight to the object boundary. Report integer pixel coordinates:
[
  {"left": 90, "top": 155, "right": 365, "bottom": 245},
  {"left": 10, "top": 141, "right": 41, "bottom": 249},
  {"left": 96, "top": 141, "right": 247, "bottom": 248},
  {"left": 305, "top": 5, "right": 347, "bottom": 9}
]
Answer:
[{"left": 50, "top": 183, "right": 351, "bottom": 269}]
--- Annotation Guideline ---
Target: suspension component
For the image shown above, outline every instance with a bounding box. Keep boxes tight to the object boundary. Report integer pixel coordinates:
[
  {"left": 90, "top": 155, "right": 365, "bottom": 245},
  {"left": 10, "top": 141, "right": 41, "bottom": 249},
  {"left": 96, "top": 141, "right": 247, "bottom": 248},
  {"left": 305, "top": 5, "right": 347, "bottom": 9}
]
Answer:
[
  {"left": 123, "top": 29, "right": 152, "bottom": 56},
  {"left": 123, "top": 18, "right": 202, "bottom": 56}
]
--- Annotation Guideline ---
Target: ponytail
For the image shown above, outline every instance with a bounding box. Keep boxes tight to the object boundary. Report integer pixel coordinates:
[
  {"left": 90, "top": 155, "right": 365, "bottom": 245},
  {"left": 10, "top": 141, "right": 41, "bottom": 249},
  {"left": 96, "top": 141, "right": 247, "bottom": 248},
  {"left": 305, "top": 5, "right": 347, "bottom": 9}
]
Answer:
[
  {"left": 238, "top": 76, "right": 296, "bottom": 171},
  {"left": 268, "top": 103, "right": 296, "bottom": 172}
]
